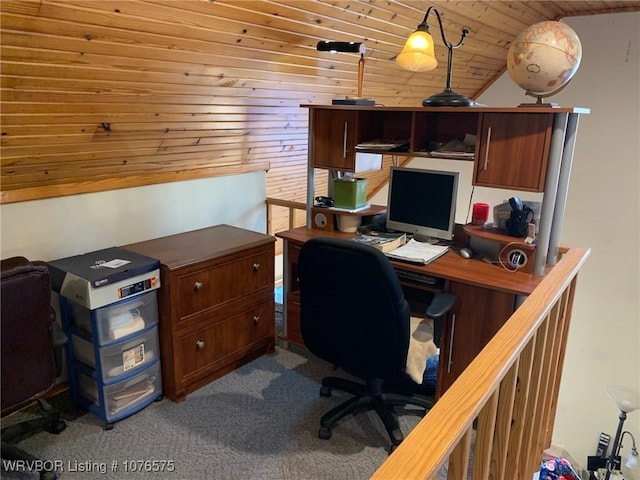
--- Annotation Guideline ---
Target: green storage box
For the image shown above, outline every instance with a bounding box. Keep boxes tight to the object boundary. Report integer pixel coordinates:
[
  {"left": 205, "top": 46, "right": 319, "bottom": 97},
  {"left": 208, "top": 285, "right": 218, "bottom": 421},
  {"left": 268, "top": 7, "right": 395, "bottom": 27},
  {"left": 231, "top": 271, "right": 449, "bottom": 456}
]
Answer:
[{"left": 333, "top": 177, "right": 367, "bottom": 210}]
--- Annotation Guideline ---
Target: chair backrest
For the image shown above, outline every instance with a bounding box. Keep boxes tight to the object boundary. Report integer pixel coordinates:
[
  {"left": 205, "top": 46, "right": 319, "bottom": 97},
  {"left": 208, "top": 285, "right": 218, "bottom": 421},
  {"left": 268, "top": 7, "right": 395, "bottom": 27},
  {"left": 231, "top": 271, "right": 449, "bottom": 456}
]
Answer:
[
  {"left": 298, "top": 237, "right": 410, "bottom": 381},
  {"left": 1, "top": 257, "right": 57, "bottom": 416}
]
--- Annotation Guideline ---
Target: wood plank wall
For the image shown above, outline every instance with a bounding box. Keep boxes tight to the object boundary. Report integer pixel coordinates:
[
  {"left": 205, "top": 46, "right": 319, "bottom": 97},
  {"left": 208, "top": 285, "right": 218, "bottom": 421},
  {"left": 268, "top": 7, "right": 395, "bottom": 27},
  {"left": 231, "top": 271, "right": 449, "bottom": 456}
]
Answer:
[{"left": 2, "top": 1, "right": 639, "bottom": 240}]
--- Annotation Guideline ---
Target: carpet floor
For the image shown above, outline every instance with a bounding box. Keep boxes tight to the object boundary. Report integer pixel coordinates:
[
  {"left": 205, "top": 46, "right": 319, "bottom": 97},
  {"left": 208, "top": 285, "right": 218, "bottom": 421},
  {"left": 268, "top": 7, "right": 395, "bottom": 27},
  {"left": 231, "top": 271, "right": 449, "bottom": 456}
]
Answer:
[{"left": 2, "top": 342, "right": 433, "bottom": 480}]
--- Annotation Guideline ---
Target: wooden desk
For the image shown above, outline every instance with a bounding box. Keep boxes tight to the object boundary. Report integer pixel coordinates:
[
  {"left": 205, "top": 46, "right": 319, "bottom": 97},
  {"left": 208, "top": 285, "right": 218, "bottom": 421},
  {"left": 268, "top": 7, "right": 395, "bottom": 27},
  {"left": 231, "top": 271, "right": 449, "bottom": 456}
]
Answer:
[{"left": 276, "top": 226, "right": 548, "bottom": 395}]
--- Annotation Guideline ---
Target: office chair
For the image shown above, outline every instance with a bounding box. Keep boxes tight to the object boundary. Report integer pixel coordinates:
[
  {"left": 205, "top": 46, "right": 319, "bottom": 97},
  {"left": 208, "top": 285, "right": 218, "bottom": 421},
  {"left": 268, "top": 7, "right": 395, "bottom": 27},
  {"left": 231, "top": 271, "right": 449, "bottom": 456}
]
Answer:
[
  {"left": 1, "top": 257, "right": 68, "bottom": 480},
  {"left": 298, "top": 237, "right": 455, "bottom": 450}
]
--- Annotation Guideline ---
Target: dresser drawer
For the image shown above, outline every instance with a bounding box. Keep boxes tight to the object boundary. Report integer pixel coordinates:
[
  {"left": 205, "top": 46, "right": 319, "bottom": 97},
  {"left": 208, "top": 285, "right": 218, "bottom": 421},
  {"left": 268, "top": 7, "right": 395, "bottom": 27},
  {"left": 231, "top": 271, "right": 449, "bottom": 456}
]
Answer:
[
  {"left": 122, "top": 225, "right": 276, "bottom": 401},
  {"left": 177, "top": 249, "right": 273, "bottom": 319},
  {"left": 178, "top": 300, "right": 274, "bottom": 382}
]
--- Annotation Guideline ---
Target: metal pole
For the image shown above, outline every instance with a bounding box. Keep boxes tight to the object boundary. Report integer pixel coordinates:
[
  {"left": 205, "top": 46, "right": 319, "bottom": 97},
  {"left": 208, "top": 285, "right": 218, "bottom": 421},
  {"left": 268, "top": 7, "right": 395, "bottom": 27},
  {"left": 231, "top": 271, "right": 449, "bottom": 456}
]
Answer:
[
  {"left": 533, "top": 113, "right": 568, "bottom": 276},
  {"left": 604, "top": 411, "right": 626, "bottom": 480},
  {"left": 547, "top": 113, "right": 580, "bottom": 265},
  {"left": 306, "top": 111, "right": 315, "bottom": 228},
  {"left": 281, "top": 239, "right": 290, "bottom": 343}
]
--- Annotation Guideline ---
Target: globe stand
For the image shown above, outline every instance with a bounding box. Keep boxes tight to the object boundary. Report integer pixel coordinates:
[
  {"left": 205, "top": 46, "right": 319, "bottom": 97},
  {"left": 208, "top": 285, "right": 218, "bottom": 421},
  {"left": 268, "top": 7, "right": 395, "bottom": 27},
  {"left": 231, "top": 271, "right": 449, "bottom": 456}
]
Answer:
[
  {"left": 517, "top": 83, "right": 571, "bottom": 108},
  {"left": 518, "top": 98, "right": 560, "bottom": 108}
]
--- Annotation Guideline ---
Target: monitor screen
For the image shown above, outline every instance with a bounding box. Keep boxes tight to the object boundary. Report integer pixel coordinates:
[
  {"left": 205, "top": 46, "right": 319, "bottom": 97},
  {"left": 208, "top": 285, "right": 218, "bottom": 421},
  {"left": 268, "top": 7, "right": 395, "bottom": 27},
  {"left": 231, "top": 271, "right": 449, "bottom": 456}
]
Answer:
[{"left": 386, "top": 167, "right": 459, "bottom": 243}]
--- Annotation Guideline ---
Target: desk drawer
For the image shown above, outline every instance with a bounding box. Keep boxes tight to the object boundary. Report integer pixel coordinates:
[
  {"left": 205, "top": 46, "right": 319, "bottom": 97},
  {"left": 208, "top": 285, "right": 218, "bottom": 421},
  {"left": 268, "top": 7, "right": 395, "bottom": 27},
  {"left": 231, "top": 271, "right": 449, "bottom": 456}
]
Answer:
[
  {"left": 177, "top": 249, "right": 273, "bottom": 318},
  {"left": 288, "top": 242, "right": 302, "bottom": 264},
  {"left": 284, "top": 298, "right": 304, "bottom": 346},
  {"left": 178, "top": 300, "right": 274, "bottom": 382}
]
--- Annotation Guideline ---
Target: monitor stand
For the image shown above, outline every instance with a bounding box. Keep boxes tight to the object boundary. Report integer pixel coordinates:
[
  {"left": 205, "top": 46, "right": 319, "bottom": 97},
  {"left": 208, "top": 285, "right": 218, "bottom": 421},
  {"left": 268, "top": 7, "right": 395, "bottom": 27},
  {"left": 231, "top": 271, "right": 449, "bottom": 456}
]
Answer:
[{"left": 412, "top": 234, "right": 441, "bottom": 245}]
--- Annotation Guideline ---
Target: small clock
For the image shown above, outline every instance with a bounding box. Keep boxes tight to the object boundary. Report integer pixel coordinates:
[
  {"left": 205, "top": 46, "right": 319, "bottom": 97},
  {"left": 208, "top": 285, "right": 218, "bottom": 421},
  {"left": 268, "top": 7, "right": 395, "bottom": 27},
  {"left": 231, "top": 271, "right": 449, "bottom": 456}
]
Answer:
[
  {"left": 311, "top": 208, "right": 335, "bottom": 231},
  {"left": 314, "top": 212, "right": 327, "bottom": 228}
]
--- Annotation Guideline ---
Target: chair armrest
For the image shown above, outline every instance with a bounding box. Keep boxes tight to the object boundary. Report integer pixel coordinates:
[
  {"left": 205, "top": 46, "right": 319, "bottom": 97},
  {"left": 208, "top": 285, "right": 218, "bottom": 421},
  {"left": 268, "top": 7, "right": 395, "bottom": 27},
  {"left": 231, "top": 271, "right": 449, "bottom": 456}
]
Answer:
[
  {"left": 51, "top": 319, "right": 67, "bottom": 377},
  {"left": 425, "top": 293, "right": 457, "bottom": 320},
  {"left": 52, "top": 321, "right": 67, "bottom": 349}
]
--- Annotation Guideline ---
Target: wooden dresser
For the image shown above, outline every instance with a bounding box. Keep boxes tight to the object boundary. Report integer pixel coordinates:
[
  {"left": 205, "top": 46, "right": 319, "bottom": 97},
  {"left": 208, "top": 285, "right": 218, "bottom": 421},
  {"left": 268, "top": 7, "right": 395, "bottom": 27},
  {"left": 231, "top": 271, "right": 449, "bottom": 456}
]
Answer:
[{"left": 123, "top": 225, "right": 275, "bottom": 402}]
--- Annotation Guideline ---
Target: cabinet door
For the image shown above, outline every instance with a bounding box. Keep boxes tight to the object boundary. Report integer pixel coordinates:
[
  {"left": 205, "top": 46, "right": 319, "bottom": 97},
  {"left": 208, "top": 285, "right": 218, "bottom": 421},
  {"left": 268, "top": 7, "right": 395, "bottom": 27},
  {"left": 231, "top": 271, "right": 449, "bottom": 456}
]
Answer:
[
  {"left": 312, "top": 109, "right": 357, "bottom": 170},
  {"left": 474, "top": 113, "right": 553, "bottom": 191},
  {"left": 437, "top": 282, "right": 515, "bottom": 395},
  {"left": 284, "top": 242, "right": 304, "bottom": 345}
]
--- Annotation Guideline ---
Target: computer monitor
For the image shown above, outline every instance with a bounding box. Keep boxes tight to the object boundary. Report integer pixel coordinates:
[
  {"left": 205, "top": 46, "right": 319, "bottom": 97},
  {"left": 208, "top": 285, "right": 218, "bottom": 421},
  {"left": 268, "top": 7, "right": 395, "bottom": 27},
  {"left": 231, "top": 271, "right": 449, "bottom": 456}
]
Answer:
[{"left": 386, "top": 166, "right": 459, "bottom": 243}]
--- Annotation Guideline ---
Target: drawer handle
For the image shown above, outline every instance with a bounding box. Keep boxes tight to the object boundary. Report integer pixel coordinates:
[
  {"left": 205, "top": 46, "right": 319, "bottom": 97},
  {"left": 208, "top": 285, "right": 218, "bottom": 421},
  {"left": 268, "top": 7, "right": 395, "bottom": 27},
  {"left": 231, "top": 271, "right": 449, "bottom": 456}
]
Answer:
[
  {"left": 253, "top": 315, "right": 260, "bottom": 325},
  {"left": 194, "top": 281, "right": 204, "bottom": 291},
  {"left": 196, "top": 340, "right": 205, "bottom": 350},
  {"left": 252, "top": 263, "right": 261, "bottom": 272},
  {"left": 483, "top": 126, "right": 492, "bottom": 171},
  {"left": 343, "top": 121, "right": 348, "bottom": 158},
  {"left": 447, "top": 314, "right": 456, "bottom": 374}
]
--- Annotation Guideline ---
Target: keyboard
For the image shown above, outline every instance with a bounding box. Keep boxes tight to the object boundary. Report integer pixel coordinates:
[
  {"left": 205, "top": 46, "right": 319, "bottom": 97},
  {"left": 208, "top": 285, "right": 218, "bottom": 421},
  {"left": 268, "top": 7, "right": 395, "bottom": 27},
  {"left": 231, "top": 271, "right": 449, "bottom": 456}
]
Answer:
[{"left": 395, "top": 269, "right": 441, "bottom": 285}]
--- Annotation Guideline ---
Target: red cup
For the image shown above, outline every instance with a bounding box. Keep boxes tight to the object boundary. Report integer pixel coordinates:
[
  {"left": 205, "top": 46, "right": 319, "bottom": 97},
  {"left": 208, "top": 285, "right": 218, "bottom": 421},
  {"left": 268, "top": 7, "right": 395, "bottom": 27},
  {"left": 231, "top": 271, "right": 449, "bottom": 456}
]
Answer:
[{"left": 472, "top": 203, "right": 490, "bottom": 225}]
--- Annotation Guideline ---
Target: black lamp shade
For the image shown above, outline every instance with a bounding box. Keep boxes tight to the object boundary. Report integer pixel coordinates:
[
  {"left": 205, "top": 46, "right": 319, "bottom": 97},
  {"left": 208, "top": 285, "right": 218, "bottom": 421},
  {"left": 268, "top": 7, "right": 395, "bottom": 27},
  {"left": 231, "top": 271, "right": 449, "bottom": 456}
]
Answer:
[{"left": 317, "top": 41, "right": 365, "bottom": 54}]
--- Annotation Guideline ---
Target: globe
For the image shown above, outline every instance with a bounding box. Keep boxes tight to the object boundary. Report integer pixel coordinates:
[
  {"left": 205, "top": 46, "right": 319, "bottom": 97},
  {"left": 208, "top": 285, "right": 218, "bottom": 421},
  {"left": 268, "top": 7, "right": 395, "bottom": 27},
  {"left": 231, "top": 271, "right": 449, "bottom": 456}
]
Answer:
[{"left": 507, "top": 21, "right": 582, "bottom": 101}]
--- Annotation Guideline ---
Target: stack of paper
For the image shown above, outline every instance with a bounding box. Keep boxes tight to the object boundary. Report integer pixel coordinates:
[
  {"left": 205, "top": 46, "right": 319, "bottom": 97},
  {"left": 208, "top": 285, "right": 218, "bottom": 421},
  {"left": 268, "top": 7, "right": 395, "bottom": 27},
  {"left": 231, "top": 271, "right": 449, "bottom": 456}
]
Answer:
[{"left": 386, "top": 239, "right": 449, "bottom": 265}]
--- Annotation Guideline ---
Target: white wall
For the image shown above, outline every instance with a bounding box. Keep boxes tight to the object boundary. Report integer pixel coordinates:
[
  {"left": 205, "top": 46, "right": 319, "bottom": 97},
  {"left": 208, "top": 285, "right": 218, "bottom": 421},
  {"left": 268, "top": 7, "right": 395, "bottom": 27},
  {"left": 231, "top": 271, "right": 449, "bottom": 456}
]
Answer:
[
  {"left": 374, "top": 12, "right": 640, "bottom": 477},
  {"left": 369, "top": 157, "right": 543, "bottom": 226},
  {"left": 0, "top": 172, "right": 267, "bottom": 261}
]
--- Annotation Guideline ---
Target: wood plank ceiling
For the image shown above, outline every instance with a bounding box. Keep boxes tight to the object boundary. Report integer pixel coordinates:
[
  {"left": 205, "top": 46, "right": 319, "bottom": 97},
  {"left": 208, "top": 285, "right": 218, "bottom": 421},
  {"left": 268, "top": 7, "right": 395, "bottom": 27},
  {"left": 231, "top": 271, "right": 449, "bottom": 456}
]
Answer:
[{"left": 2, "top": 0, "right": 639, "bottom": 238}]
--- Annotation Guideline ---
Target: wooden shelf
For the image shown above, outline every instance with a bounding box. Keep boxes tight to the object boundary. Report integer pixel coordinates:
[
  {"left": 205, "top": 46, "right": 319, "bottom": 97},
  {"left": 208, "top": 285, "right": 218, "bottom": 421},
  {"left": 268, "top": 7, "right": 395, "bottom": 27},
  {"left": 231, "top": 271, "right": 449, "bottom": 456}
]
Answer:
[
  {"left": 327, "top": 204, "right": 386, "bottom": 217},
  {"left": 463, "top": 224, "right": 527, "bottom": 242}
]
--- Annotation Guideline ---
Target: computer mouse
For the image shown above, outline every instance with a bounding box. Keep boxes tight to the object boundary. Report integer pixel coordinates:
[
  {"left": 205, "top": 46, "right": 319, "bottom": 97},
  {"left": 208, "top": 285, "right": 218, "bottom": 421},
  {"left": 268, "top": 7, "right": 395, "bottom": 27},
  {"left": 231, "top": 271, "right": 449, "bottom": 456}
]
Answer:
[{"left": 459, "top": 247, "right": 473, "bottom": 259}]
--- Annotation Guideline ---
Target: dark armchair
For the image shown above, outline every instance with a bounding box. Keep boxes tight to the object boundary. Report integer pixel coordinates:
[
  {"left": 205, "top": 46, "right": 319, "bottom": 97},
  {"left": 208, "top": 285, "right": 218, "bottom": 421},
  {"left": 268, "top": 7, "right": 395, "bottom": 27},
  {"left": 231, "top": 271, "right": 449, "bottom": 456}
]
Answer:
[
  {"left": 298, "top": 237, "right": 455, "bottom": 450},
  {"left": 1, "top": 257, "right": 67, "bottom": 480}
]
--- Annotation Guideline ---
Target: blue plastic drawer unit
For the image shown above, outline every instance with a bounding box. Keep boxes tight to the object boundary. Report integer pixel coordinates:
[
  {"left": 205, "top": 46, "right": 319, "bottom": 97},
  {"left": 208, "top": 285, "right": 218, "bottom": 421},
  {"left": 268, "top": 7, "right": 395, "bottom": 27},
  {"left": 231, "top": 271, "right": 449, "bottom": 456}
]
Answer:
[{"left": 49, "top": 247, "right": 163, "bottom": 428}]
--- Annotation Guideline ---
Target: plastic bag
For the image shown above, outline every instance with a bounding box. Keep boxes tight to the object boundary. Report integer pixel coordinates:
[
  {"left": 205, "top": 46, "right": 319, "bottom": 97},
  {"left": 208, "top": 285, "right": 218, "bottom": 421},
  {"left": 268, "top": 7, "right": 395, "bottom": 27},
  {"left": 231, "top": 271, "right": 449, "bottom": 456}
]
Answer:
[{"left": 539, "top": 458, "right": 581, "bottom": 480}]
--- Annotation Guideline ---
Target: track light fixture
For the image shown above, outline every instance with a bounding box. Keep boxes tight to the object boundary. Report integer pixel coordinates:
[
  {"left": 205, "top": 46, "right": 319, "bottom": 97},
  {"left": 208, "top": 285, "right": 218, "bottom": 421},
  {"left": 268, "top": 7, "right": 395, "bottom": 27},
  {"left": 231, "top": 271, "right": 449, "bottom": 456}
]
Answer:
[{"left": 317, "top": 41, "right": 374, "bottom": 105}]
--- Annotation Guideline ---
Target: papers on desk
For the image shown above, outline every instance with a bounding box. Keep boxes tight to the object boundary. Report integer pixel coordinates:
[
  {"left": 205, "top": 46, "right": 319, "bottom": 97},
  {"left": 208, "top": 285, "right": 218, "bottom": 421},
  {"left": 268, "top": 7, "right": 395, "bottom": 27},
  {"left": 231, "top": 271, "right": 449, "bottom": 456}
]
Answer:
[{"left": 385, "top": 239, "right": 449, "bottom": 265}]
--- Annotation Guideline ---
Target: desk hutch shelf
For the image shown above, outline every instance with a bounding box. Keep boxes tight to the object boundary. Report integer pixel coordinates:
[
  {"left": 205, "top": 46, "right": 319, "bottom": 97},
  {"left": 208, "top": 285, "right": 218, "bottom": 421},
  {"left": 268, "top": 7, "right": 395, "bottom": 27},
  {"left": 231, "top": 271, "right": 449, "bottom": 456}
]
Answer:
[
  {"left": 303, "top": 104, "right": 588, "bottom": 275},
  {"left": 276, "top": 104, "right": 588, "bottom": 396}
]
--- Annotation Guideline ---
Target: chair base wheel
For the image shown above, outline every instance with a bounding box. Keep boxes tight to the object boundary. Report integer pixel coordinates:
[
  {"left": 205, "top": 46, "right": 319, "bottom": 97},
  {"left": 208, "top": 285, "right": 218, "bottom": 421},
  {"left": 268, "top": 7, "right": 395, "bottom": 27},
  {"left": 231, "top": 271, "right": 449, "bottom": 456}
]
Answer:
[
  {"left": 318, "top": 427, "right": 331, "bottom": 440},
  {"left": 390, "top": 429, "right": 403, "bottom": 445},
  {"left": 40, "top": 470, "right": 58, "bottom": 480},
  {"left": 319, "top": 386, "right": 331, "bottom": 397},
  {"left": 44, "top": 420, "right": 66, "bottom": 435}
]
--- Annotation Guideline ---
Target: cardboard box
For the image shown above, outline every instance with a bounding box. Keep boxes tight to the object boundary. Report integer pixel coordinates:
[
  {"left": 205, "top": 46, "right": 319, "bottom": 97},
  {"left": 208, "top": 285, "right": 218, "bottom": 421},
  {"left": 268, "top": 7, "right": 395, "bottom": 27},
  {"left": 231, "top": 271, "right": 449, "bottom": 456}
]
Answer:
[{"left": 333, "top": 177, "right": 367, "bottom": 210}]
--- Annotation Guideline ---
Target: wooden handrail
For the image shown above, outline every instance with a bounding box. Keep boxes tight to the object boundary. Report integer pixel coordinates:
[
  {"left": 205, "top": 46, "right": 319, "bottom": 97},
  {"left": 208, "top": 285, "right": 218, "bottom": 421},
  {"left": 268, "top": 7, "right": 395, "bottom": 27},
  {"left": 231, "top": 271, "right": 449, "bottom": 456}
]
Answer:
[
  {"left": 265, "top": 196, "right": 306, "bottom": 235},
  {"left": 372, "top": 246, "right": 590, "bottom": 480}
]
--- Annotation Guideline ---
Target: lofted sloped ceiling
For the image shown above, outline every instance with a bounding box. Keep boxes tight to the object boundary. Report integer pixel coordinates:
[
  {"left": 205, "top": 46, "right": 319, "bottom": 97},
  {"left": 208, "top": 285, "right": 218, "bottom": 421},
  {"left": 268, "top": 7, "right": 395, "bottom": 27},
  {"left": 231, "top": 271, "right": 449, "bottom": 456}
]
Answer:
[{"left": 1, "top": 0, "right": 639, "bottom": 228}]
